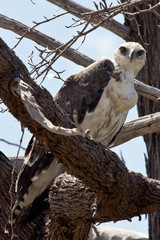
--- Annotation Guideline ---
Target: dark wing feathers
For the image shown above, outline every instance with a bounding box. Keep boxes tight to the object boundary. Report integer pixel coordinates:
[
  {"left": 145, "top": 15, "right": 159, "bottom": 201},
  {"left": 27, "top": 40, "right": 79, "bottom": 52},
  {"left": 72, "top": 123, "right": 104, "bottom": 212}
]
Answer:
[
  {"left": 54, "top": 58, "right": 114, "bottom": 124},
  {"left": 87, "top": 86, "right": 105, "bottom": 113},
  {"left": 77, "top": 96, "right": 87, "bottom": 124},
  {"left": 19, "top": 187, "right": 50, "bottom": 224},
  {"left": 23, "top": 136, "right": 45, "bottom": 166},
  {"left": 16, "top": 136, "right": 54, "bottom": 200},
  {"left": 77, "top": 86, "right": 105, "bottom": 124}
]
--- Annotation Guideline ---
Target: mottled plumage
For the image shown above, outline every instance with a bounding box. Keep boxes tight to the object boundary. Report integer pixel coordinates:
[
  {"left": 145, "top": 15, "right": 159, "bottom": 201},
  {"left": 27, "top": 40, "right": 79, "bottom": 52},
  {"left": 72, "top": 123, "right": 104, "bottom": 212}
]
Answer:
[{"left": 8, "top": 42, "right": 146, "bottom": 227}]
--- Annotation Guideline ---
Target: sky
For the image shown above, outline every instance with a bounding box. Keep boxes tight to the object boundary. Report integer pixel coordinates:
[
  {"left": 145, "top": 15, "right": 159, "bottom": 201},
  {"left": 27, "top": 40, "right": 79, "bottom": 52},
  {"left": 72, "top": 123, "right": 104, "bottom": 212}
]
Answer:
[{"left": 0, "top": 0, "right": 148, "bottom": 236}]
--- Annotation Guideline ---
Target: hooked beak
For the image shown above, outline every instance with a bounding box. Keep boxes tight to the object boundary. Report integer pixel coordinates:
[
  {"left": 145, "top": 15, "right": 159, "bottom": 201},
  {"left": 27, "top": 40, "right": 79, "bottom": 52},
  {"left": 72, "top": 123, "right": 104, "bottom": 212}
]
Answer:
[{"left": 129, "top": 51, "right": 136, "bottom": 62}]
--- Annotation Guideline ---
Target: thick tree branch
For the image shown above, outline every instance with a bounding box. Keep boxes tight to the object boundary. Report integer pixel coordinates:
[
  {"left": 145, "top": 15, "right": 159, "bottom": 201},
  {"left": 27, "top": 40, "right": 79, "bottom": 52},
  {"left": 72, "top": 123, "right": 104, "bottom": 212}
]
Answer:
[
  {"left": 0, "top": 38, "right": 160, "bottom": 232},
  {"left": 135, "top": 79, "right": 160, "bottom": 104},
  {"left": 112, "top": 112, "right": 160, "bottom": 147},
  {"left": 0, "top": 152, "right": 149, "bottom": 239},
  {"left": 46, "top": 171, "right": 159, "bottom": 240}
]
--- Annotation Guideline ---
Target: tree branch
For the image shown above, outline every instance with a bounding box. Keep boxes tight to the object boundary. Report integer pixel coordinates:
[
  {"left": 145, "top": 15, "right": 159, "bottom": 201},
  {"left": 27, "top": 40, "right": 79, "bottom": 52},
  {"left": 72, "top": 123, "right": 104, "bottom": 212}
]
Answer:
[
  {"left": 46, "top": 171, "right": 160, "bottom": 240},
  {"left": 0, "top": 14, "right": 93, "bottom": 67},
  {"left": 47, "top": 0, "right": 131, "bottom": 40},
  {"left": 0, "top": 138, "right": 26, "bottom": 150},
  {"left": 135, "top": 79, "right": 160, "bottom": 104},
  {"left": 112, "top": 112, "right": 160, "bottom": 147}
]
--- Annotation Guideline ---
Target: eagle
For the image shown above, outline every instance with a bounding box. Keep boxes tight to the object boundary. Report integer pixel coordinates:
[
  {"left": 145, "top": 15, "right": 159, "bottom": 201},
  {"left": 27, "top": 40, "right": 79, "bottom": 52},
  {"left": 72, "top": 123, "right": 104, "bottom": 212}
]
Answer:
[{"left": 8, "top": 42, "right": 146, "bottom": 227}]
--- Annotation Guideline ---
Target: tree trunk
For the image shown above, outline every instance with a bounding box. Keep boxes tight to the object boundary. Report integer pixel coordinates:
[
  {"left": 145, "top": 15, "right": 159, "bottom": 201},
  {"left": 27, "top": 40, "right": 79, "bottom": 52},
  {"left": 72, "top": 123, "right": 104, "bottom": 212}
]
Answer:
[{"left": 124, "top": 1, "right": 160, "bottom": 239}]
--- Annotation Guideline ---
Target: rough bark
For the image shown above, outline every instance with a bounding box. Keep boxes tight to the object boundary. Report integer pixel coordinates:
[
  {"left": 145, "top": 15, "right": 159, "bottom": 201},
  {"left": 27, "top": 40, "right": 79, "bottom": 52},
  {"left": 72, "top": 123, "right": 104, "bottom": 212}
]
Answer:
[
  {"left": 123, "top": 1, "right": 160, "bottom": 239},
  {"left": 46, "top": 171, "right": 160, "bottom": 240},
  {"left": 0, "top": 153, "right": 150, "bottom": 240},
  {"left": 0, "top": 37, "right": 160, "bottom": 239}
]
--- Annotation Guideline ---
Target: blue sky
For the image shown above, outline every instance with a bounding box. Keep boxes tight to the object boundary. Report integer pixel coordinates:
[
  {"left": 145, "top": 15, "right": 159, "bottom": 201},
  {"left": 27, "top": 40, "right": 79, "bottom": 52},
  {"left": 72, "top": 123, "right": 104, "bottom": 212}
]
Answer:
[{"left": 0, "top": 0, "right": 148, "bottom": 236}]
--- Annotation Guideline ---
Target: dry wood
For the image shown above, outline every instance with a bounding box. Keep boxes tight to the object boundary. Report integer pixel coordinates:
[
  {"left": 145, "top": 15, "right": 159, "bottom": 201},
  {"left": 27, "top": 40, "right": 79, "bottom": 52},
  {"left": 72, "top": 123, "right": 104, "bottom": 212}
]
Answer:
[{"left": 112, "top": 112, "right": 160, "bottom": 147}]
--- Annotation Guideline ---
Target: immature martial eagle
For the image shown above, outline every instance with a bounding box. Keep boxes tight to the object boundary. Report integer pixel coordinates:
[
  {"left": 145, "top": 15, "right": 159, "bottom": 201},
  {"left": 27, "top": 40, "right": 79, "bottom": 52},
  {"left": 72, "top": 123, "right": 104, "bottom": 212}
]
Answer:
[{"left": 8, "top": 42, "right": 146, "bottom": 227}]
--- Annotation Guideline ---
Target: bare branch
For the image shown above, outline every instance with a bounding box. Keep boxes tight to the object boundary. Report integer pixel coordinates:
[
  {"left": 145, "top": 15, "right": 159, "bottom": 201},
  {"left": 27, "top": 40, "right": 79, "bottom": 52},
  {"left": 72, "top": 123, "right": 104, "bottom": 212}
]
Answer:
[
  {"left": 30, "top": 19, "right": 92, "bottom": 80},
  {"left": 0, "top": 11, "right": 125, "bottom": 81},
  {"left": 0, "top": 139, "right": 25, "bottom": 150},
  {"left": 0, "top": 12, "right": 124, "bottom": 81},
  {"left": 0, "top": 14, "right": 93, "bottom": 67},
  {"left": 112, "top": 112, "right": 160, "bottom": 147},
  {"left": 13, "top": 11, "right": 69, "bottom": 50},
  {"left": 123, "top": 2, "right": 160, "bottom": 19},
  {"left": 81, "top": 0, "right": 151, "bottom": 18},
  {"left": 0, "top": 107, "right": 8, "bottom": 113},
  {"left": 135, "top": 79, "right": 160, "bottom": 104},
  {"left": 47, "top": 0, "right": 131, "bottom": 40}
]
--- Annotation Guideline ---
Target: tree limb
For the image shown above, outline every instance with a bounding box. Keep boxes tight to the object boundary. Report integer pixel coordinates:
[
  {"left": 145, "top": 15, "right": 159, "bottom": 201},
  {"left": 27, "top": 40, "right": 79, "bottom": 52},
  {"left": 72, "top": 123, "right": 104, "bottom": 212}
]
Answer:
[
  {"left": 0, "top": 138, "right": 26, "bottom": 150},
  {"left": 0, "top": 14, "right": 93, "bottom": 67},
  {"left": 112, "top": 112, "right": 160, "bottom": 147},
  {"left": 46, "top": 171, "right": 160, "bottom": 240},
  {"left": 135, "top": 79, "right": 160, "bottom": 104},
  {"left": 47, "top": 0, "right": 131, "bottom": 40}
]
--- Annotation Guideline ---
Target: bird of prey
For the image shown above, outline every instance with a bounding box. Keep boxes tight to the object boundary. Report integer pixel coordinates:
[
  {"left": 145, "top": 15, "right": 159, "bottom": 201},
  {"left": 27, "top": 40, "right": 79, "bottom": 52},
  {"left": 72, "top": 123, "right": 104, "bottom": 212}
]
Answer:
[{"left": 8, "top": 42, "right": 146, "bottom": 227}]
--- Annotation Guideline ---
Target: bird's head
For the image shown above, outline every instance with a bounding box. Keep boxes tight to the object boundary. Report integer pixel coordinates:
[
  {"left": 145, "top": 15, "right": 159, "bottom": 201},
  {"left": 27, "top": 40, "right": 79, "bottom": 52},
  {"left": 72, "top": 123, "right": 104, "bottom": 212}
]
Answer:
[{"left": 113, "top": 42, "right": 146, "bottom": 76}]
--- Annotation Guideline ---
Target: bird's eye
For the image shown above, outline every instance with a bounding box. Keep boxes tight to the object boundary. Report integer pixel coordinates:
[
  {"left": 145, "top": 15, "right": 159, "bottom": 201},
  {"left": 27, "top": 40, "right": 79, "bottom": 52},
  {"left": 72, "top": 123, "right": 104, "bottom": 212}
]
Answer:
[
  {"left": 137, "top": 50, "right": 145, "bottom": 56},
  {"left": 119, "top": 46, "right": 127, "bottom": 55}
]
